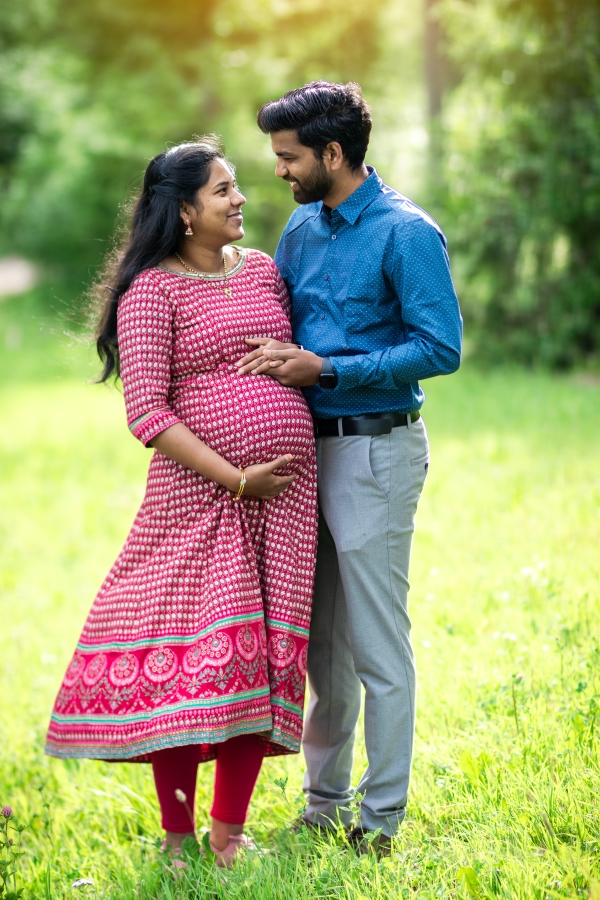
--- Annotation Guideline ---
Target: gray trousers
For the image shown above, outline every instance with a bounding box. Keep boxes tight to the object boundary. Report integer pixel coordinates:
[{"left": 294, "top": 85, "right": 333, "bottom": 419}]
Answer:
[{"left": 302, "top": 417, "right": 429, "bottom": 836}]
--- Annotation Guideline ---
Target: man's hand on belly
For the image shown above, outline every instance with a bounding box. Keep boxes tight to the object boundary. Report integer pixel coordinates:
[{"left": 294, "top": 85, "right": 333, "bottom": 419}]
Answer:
[
  {"left": 237, "top": 337, "right": 322, "bottom": 386},
  {"left": 252, "top": 348, "right": 323, "bottom": 387},
  {"left": 236, "top": 337, "right": 294, "bottom": 375}
]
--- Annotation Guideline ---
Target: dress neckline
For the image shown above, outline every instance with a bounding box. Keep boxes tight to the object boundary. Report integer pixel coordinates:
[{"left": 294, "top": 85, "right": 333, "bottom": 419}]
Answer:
[{"left": 157, "top": 246, "right": 247, "bottom": 280}]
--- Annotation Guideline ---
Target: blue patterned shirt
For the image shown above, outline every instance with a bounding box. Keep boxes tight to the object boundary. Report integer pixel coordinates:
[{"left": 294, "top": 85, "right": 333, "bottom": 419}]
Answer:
[{"left": 274, "top": 167, "right": 462, "bottom": 418}]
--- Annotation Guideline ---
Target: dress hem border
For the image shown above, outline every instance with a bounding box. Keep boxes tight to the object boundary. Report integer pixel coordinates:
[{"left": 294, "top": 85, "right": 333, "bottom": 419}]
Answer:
[{"left": 44, "top": 720, "right": 300, "bottom": 761}]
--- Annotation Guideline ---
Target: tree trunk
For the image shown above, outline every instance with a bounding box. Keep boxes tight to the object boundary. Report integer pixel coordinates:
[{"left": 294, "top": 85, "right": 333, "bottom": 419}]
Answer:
[
  {"left": 424, "top": 0, "right": 444, "bottom": 119},
  {"left": 424, "top": 0, "right": 444, "bottom": 190}
]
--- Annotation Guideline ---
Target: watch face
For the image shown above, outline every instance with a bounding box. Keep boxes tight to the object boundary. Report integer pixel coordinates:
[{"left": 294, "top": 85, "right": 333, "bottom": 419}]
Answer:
[{"left": 319, "top": 374, "right": 337, "bottom": 389}]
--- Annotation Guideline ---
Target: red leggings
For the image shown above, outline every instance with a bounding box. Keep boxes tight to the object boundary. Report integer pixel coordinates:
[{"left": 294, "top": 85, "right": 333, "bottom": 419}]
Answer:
[{"left": 150, "top": 734, "right": 265, "bottom": 833}]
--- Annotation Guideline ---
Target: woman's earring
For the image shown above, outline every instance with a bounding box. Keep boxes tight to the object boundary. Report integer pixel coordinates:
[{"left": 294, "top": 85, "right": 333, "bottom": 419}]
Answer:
[{"left": 184, "top": 220, "right": 193, "bottom": 236}]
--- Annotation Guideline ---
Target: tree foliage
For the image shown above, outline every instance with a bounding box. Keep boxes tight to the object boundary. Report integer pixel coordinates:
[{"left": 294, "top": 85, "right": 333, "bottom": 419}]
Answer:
[
  {"left": 438, "top": 0, "right": 600, "bottom": 366},
  {"left": 0, "top": 0, "right": 384, "bottom": 297},
  {"left": 1, "top": 0, "right": 598, "bottom": 366}
]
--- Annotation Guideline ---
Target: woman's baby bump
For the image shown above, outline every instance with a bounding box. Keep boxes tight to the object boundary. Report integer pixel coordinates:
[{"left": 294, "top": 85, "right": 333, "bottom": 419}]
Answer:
[{"left": 171, "top": 373, "right": 314, "bottom": 468}]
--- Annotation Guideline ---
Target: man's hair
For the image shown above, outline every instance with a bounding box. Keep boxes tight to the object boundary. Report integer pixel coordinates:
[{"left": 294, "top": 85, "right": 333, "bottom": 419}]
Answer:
[{"left": 257, "top": 81, "right": 371, "bottom": 171}]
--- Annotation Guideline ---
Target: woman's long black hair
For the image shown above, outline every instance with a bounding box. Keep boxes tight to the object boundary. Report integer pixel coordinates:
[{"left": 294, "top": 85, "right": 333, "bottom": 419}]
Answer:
[{"left": 94, "top": 137, "right": 226, "bottom": 382}]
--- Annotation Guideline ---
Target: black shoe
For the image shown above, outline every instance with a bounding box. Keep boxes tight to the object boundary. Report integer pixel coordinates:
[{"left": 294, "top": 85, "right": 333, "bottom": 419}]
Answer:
[
  {"left": 346, "top": 825, "right": 392, "bottom": 858},
  {"left": 289, "top": 816, "right": 330, "bottom": 835}
]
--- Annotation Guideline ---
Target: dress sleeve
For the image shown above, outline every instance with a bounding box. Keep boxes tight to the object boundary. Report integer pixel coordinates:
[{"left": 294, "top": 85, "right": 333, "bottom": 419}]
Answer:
[{"left": 117, "top": 272, "right": 183, "bottom": 447}]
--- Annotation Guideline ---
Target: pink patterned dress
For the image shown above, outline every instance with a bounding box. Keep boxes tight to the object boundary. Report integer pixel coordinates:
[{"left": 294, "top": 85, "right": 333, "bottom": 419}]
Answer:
[{"left": 46, "top": 249, "right": 317, "bottom": 762}]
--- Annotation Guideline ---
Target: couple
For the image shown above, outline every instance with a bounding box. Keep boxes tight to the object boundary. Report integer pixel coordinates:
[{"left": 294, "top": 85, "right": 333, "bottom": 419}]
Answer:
[{"left": 46, "top": 81, "right": 462, "bottom": 865}]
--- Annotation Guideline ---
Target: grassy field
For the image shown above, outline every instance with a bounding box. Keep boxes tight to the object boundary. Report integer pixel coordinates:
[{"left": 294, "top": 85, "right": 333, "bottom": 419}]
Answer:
[{"left": 1, "top": 317, "right": 599, "bottom": 898}]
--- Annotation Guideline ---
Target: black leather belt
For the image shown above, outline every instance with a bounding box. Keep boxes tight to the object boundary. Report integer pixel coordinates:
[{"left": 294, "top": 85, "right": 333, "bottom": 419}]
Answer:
[{"left": 314, "top": 411, "right": 421, "bottom": 437}]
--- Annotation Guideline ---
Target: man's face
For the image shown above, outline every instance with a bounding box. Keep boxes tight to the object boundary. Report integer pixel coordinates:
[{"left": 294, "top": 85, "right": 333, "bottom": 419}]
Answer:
[{"left": 270, "top": 130, "right": 334, "bottom": 204}]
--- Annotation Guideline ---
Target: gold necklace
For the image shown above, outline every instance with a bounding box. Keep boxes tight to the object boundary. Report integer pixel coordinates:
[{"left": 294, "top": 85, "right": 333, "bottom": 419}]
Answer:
[{"left": 174, "top": 251, "right": 234, "bottom": 298}]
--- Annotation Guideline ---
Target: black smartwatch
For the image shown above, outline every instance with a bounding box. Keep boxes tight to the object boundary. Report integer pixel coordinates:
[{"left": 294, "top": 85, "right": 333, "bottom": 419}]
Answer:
[{"left": 319, "top": 356, "right": 338, "bottom": 389}]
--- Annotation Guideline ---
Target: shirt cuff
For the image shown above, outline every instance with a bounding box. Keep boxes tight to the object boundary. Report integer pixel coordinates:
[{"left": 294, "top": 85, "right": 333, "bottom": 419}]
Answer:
[
  {"left": 328, "top": 354, "right": 364, "bottom": 391},
  {"left": 128, "top": 408, "right": 182, "bottom": 447}
]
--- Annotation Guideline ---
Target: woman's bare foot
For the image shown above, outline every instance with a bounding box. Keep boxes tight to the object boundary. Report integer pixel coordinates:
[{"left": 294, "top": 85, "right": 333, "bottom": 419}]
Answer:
[
  {"left": 209, "top": 818, "right": 243, "bottom": 852},
  {"left": 162, "top": 830, "right": 196, "bottom": 852},
  {"left": 160, "top": 832, "right": 196, "bottom": 877}
]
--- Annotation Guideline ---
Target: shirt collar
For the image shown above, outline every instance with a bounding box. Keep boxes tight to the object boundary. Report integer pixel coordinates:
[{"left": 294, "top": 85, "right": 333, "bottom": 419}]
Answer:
[{"left": 324, "top": 166, "right": 382, "bottom": 225}]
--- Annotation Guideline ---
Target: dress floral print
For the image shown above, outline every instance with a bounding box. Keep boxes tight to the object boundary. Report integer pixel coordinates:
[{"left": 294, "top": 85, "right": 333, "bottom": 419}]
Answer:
[{"left": 46, "top": 249, "right": 318, "bottom": 762}]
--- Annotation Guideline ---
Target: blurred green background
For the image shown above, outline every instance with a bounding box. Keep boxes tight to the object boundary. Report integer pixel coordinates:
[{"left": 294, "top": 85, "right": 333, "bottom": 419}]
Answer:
[
  {"left": 1, "top": 0, "right": 599, "bottom": 369},
  {"left": 1, "top": 4, "right": 600, "bottom": 895}
]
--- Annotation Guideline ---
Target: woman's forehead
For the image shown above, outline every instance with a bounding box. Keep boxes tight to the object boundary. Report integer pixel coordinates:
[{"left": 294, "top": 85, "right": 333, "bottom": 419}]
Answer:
[{"left": 207, "top": 158, "right": 235, "bottom": 184}]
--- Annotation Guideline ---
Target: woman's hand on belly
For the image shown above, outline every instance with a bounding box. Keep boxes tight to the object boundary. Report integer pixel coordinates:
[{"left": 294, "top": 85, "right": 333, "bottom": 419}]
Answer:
[
  {"left": 244, "top": 454, "right": 297, "bottom": 500},
  {"left": 151, "top": 424, "right": 297, "bottom": 499}
]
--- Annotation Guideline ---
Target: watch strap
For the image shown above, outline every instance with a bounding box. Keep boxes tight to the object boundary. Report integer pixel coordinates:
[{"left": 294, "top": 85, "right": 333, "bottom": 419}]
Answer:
[{"left": 319, "top": 356, "right": 338, "bottom": 389}]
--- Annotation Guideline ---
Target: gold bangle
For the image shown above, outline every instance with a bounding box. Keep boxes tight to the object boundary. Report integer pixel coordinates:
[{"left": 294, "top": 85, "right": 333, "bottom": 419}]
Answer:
[{"left": 233, "top": 467, "right": 246, "bottom": 502}]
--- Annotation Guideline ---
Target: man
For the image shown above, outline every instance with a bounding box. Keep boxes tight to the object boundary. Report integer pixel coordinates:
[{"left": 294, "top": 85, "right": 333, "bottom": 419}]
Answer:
[{"left": 237, "top": 81, "right": 462, "bottom": 853}]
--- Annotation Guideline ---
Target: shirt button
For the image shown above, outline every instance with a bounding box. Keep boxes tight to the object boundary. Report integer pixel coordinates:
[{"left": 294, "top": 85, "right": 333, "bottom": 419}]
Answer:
[
  {"left": 320, "top": 313, "right": 325, "bottom": 319},
  {"left": 324, "top": 274, "right": 329, "bottom": 281},
  {"left": 331, "top": 234, "right": 337, "bottom": 240}
]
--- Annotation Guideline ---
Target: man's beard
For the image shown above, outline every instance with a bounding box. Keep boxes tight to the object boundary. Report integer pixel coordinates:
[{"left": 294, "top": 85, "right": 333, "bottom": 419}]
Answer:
[{"left": 289, "top": 159, "right": 334, "bottom": 204}]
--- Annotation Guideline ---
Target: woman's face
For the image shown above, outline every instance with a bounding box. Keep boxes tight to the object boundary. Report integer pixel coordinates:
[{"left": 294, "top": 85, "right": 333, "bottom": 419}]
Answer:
[{"left": 184, "top": 159, "right": 246, "bottom": 247}]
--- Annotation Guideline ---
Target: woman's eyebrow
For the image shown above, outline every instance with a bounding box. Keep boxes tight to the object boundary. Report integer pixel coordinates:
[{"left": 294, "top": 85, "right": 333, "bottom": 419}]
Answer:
[{"left": 213, "top": 179, "right": 231, "bottom": 189}]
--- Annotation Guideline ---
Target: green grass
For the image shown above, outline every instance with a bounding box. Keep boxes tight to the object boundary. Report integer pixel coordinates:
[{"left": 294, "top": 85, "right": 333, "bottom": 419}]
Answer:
[{"left": 1, "top": 323, "right": 599, "bottom": 898}]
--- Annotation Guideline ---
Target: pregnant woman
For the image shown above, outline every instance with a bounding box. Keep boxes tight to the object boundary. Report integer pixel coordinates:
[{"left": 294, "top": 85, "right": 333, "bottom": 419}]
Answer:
[{"left": 45, "top": 139, "right": 317, "bottom": 866}]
